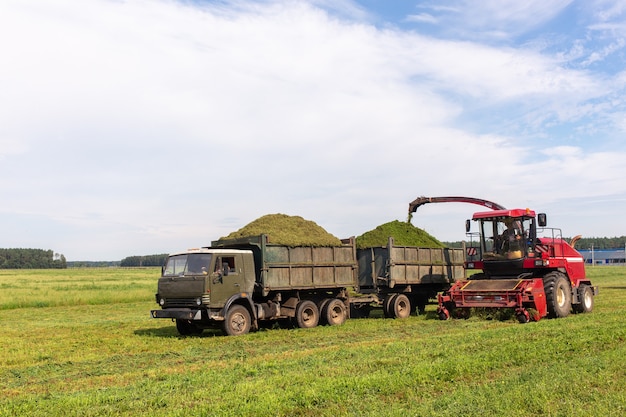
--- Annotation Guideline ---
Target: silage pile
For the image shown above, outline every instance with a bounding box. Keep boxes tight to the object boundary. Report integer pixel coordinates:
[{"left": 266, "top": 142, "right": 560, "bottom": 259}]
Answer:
[
  {"left": 220, "top": 214, "right": 343, "bottom": 247},
  {"left": 355, "top": 220, "right": 445, "bottom": 249}
]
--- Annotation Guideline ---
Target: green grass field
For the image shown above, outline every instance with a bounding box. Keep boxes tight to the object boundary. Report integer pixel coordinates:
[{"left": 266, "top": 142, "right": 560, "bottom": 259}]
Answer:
[{"left": 1, "top": 267, "right": 625, "bottom": 416}]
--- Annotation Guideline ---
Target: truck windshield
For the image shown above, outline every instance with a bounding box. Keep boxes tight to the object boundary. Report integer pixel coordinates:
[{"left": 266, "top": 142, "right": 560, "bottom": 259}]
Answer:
[{"left": 164, "top": 253, "right": 212, "bottom": 276}]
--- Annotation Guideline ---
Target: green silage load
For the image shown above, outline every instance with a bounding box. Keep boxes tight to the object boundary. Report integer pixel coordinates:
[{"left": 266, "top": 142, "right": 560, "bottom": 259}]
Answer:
[
  {"left": 355, "top": 220, "right": 445, "bottom": 249},
  {"left": 221, "top": 213, "right": 343, "bottom": 247}
]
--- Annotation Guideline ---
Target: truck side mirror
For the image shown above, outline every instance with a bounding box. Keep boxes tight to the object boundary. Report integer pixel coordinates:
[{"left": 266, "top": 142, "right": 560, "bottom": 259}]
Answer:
[
  {"left": 538, "top": 213, "right": 547, "bottom": 227},
  {"left": 465, "top": 219, "right": 471, "bottom": 233}
]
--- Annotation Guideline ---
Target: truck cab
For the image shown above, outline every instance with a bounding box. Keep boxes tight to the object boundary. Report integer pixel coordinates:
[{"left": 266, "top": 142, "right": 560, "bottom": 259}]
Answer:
[{"left": 152, "top": 248, "right": 255, "bottom": 334}]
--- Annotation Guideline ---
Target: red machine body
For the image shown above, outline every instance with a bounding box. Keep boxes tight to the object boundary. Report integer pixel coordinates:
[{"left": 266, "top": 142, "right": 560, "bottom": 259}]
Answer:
[{"left": 408, "top": 200, "right": 597, "bottom": 323}]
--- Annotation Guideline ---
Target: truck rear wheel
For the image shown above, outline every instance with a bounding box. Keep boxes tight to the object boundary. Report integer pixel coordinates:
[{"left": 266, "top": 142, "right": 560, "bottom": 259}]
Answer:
[
  {"left": 176, "top": 319, "right": 203, "bottom": 336},
  {"left": 295, "top": 300, "right": 319, "bottom": 329},
  {"left": 222, "top": 304, "right": 251, "bottom": 336},
  {"left": 544, "top": 272, "right": 572, "bottom": 318},
  {"left": 323, "top": 298, "right": 347, "bottom": 326},
  {"left": 573, "top": 284, "right": 594, "bottom": 313}
]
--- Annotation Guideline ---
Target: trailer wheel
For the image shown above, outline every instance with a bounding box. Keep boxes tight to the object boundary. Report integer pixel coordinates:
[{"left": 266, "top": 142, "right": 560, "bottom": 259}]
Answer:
[
  {"left": 222, "top": 304, "right": 251, "bottom": 336},
  {"left": 544, "top": 272, "right": 572, "bottom": 318},
  {"left": 317, "top": 298, "right": 332, "bottom": 325},
  {"left": 295, "top": 300, "right": 319, "bottom": 329},
  {"left": 323, "top": 298, "right": 347, "bottom": 326},
  {"left": 176, "top": 319, "right": 203, "bottom": 336},
  {"left": 573, "top": 284, "right": 594, "bottom": 314},
  {"left": 391, "top": 294, "right": 411, "bottom": 319},
  {"left": 383, "top": 295, "right": 395, "bottom": 318}
]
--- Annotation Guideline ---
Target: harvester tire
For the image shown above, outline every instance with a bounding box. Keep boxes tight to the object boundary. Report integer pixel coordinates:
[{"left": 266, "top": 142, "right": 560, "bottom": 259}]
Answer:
[
  {"left": 323, "top": 298, "right": 347, "bottom": 326},
  {"left": 176, "top": 319, "right": 203, "bottom": 336},
  {"left": 544, "top": 272, "right": 572, "bottom": 318},
  {"left": 573, "top": 284, "right": 594, "bottom": 314},
  {"left": 295, "top": 300, "right": 320, "bottom": 329},
  {"left": 222, "top": 304, "right": 251, "bottom": 336}
]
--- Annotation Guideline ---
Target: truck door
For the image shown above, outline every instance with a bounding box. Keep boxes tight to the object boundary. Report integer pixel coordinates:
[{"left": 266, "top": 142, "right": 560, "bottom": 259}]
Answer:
[{"left": 210, "top": 254, "right": 244, "bottom": 308}]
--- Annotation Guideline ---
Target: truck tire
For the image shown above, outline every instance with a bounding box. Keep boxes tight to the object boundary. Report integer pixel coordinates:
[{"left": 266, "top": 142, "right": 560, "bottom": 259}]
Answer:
[
  {"left": 383, "top": 295, "right": 395, "bottom": 318},
  {"left": 176, "top": 319, "right": 203, "bottom": 336},
  {"left": 317, "top": 298, "right": 332, "bottom": 325},
  {"left": 323, "top": 298, "right": 347, "bottom": 326},
  {"left": 222, "top": 304, "right": 251, "bottom": 336},
  {"left": 295, "top": 300, "right": 319, "bottom": 329},
  {"left": 544, "top": 272, "right": 572, "bottom": 318},
  {"left": 573, "top": 284, "right": 594, "bottom": 314},
  {"left": 391, "top": 294, "right": 411, "bottom": 319}
]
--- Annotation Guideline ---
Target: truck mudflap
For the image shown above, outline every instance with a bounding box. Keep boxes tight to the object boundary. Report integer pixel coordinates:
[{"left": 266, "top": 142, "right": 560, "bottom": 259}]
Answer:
[
  {"left": 151, "top": 308, "right": 202, "bottom": 321},
  {"left": 437, "top": 278, "right": 548, "bottom": 323}
]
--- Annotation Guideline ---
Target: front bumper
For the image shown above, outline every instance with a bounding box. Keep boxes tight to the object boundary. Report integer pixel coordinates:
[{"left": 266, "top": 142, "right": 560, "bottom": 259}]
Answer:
[{"left": 150, "top": 308, "right": 202, "bottom": 320}]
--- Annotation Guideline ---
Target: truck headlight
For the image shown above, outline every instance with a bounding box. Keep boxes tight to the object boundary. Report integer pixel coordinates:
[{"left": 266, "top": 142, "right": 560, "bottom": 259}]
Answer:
[
  {"left": 196, "top": 298, "right": 202, "bottom": 306},
  {"left": 159, "top": 298, "right": 165, "bottom": 306}
]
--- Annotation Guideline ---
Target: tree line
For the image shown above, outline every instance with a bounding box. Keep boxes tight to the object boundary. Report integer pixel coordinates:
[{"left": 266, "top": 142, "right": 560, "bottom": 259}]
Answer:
[
  {"left": 120, "top": 254, "right": 169, "bottom": 267},
  {"left": 0, "top": 248, "right": 67, "bottom": 269}
]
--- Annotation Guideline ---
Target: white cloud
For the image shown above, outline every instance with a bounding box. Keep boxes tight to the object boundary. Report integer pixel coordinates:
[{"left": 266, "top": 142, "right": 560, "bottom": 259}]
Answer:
[
  {"left": 0, "top": 0, "right": 625, "bottom": 259},
  {"left": 416, "top": 0, "right": 574, "bottom": 39}
]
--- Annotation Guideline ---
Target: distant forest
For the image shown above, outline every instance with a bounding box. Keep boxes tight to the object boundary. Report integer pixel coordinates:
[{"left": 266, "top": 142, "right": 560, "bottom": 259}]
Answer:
[
  {"left": 445, "top": 236, "right": 626, "bottom": 250},
  {"left": 0, "top": 248, "right": 67, "bottom": 269},
  {"left": 0, "top": 249, "right": 167, "bottom": 269},
  {"left": 120, "top": 254, "right": 169, "bottom": 267}
]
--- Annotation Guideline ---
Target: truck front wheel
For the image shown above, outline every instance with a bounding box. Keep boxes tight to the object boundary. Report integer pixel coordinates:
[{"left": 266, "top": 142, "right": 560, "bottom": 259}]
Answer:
[{"left": 222, "top": 304, "right": 251, "bottom": 336}]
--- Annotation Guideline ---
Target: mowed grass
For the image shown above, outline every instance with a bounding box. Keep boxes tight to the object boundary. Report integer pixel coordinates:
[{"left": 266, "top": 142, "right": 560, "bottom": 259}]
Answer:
[{"left": 1, "top": 267, "right": 625, "bottom": 416}]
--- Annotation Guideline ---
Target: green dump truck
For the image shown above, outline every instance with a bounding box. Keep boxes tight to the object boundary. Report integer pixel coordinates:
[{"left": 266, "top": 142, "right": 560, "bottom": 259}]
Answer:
[{"left": 150, "top": 235, "right": 465, "bottom": 336}]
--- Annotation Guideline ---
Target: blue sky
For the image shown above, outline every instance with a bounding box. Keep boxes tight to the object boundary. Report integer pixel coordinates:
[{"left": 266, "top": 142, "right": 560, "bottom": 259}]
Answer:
[{"left": 1, "top": 0, "right": 626, "bottom": 260}]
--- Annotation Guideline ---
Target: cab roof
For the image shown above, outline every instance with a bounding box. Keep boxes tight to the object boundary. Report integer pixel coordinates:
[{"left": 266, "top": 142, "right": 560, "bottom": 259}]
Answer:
[
  {"left": 472, "top": 208, "right": 536, "bottom": 220},
  {"left": 168, "top": 248, "right": 253, "bottom": 257}
]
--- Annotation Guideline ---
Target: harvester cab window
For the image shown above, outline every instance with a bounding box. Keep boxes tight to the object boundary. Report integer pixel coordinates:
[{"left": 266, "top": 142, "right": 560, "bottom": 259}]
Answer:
[{"left": 481, "top": 217, "right": 531, "bottom": 260}]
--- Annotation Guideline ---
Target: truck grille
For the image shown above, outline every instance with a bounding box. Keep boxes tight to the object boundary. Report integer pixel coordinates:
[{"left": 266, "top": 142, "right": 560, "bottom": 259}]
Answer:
[{"left": 164, "top": 298, "right": 198, "bottom": 307}]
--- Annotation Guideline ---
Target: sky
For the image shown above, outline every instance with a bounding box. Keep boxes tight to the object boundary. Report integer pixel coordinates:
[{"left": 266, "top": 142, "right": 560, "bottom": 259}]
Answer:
[{"left": 2, "top": 0, "right": 626, "bottom": 261}]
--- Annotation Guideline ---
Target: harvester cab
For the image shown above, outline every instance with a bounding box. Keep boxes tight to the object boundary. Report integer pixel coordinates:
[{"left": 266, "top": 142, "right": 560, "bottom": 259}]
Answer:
[{"left": 465, "top": 208, "right": 540, "bottom": 277}]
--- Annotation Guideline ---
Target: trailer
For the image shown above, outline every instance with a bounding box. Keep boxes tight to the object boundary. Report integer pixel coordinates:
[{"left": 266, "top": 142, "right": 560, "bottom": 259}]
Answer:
[
  {"left": 354, "top": 237, "right": 465, "bottom": 318},
  {"left": 151, "top": 234, "right": 465, "bottom": 336}
]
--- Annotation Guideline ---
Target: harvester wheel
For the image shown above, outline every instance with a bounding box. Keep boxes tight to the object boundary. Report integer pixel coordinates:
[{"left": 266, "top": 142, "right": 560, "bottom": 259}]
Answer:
[
  {"left": 573, "top": 284, "right": 594, "bottom": 314},
  {"left": 176, "top": 319, "right": 203, "bottom": 336},
  {"left": 544, "top": 272, "right": 572, "bottom": 318},
  {"left": 323, "top": 298, "right": 347, "bottom": 326},
  {"left": 391, "top": 294, "right": 411, "bottom": 319},
  {"left": 295, "top": 300, "right": 319, "bottom": 329},
  {"left": 222, "top": 305, "right": 251, "bottom": 336},
  {"left": 437, "top": 307, "right": 450, "bottom": 321},
  {"left": 516, "top": 309, "right": 530, "bottom": 324}
]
